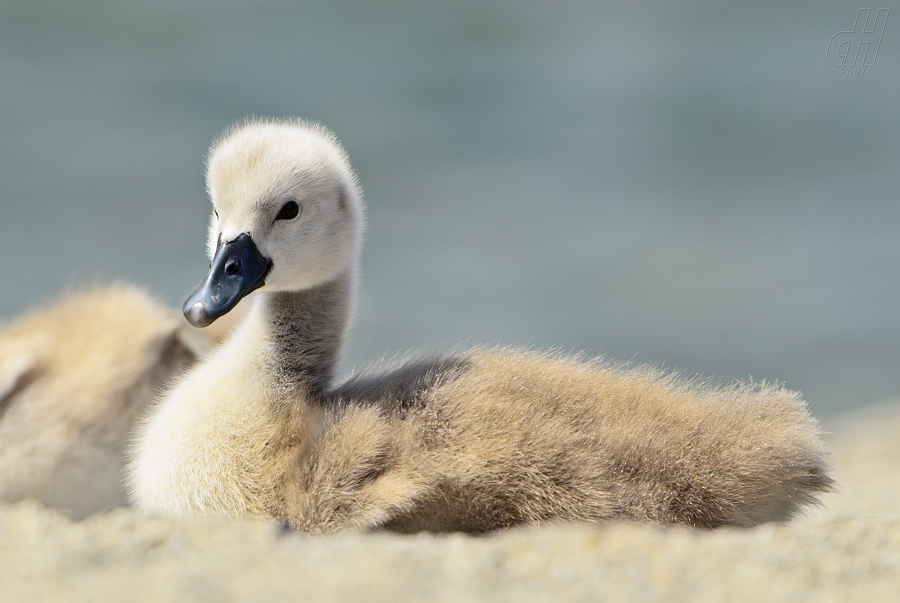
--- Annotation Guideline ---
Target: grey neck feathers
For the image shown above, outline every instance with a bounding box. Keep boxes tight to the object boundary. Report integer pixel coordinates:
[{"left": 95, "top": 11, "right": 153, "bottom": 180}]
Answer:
[{"left": 262, "top": 269, "right": 353, "bottom": 399}]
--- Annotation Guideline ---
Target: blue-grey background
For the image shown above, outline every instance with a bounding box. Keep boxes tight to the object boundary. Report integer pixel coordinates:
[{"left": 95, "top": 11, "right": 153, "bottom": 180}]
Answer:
[{"left": 1, "top": 1, "right": 897, "bottom": 417}]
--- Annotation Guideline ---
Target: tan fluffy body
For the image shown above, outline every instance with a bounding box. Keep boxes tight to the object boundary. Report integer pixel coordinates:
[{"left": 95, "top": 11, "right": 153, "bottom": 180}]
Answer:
[
  {"left": 0, "top": 285, "right": 207, "bottom": 517},
  {"left": 128, "top": 119, "right": 832, "bottom": 532}
]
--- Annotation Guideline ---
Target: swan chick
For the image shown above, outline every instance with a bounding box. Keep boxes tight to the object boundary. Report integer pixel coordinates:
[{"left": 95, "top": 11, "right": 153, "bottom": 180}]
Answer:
[
  {"left": 0, "top": 285, "right": 210, "bottom": 518},
  {"left": 128, "top": 119, "right": 833, "bottom": 532}
]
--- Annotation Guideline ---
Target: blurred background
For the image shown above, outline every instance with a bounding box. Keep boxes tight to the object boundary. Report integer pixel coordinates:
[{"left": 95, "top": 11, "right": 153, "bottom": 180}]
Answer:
[{"left": 0, "top": 1, "right": 897, "bottom": 417}]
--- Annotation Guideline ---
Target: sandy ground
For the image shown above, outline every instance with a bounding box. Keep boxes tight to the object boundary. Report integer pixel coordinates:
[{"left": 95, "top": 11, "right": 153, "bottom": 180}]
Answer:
[{"left": 1, "top": 400, "right": 898, "bottom": 603}]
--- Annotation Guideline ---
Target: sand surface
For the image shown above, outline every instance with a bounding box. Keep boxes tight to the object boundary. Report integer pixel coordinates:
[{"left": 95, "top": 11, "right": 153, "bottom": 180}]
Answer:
[{"left": 2, "top": 401, "right": 898, "bottom": 603}]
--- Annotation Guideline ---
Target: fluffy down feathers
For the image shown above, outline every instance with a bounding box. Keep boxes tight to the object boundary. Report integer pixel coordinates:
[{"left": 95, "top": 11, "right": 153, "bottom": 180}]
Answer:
[
  {"left": 0, "top": 285, "right": 209, "bottom": 517},
  {"left": 128, "top": 119, "right": 833, "bottom": 532}
]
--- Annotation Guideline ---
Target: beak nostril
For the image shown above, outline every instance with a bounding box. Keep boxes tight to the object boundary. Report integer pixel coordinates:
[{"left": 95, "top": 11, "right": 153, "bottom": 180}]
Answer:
[{"left": 225, "top": 260, "right": 240, "bottom": 276}]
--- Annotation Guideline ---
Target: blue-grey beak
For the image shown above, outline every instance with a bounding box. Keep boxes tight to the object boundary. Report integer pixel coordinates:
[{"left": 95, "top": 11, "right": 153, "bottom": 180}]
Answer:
[{"left": 183, "top": 233, "right": 271, "bottom": 327}]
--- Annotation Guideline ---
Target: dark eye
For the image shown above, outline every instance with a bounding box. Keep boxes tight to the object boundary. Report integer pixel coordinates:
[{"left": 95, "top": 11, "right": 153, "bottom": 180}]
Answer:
[{"left": 275, "top": 200, "right": 300, "bottom": 221}]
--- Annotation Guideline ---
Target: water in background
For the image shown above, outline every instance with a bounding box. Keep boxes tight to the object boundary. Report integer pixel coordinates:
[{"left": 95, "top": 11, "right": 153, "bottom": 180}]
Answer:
[{"left": 1, "top": 1, "right": 897, "bottom": 417}]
